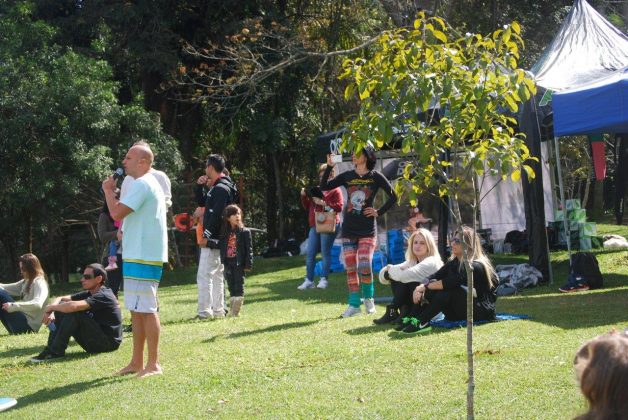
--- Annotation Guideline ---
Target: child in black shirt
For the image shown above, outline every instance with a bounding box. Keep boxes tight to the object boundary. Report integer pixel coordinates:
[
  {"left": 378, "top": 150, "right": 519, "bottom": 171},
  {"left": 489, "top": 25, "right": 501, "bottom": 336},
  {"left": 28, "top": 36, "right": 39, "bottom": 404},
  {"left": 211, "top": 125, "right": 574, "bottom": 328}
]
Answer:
[{"left": 219, "top": 204, "right": 253, "bottom": 317}]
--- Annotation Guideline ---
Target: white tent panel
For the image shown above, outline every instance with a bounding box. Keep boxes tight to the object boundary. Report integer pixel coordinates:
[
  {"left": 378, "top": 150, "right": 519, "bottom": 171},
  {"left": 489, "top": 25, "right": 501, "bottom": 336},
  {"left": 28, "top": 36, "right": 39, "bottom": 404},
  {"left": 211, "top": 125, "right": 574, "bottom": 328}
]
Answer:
[
  {"left": 479, "top": 145, "right": 554, "bottom": 240},
  {"left": 531, "top": 0, "right": 628, "bottom": 92},
  {"left": 479, "top": 174, "right": 526, "bottom": 240}
]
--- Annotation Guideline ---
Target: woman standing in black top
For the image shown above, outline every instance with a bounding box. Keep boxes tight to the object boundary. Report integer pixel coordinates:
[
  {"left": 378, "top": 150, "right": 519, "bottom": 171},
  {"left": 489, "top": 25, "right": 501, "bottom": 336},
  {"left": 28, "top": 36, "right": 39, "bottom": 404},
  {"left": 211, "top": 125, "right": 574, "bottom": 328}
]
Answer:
[
  {"left": 396, "top": 226, "right": 499, "bottom": 334},
  {"left": 321, "top": 145, "right": 396, "bottom": 318}
]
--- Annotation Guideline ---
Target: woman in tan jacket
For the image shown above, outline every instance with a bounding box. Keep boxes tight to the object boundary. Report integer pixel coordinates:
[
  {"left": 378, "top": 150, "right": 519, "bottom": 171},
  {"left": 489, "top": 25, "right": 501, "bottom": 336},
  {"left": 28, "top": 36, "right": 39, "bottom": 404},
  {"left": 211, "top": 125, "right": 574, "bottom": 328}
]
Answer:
[{"left": 0, "top": 253, "right": 49, "bottom": 334}]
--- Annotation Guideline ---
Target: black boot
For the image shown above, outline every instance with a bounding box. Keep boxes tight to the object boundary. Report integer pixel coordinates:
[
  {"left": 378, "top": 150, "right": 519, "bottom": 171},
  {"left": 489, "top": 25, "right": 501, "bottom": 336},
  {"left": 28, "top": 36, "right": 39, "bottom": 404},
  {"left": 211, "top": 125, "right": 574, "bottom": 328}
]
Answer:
[
  {"left": 392, "top": 305, "right": 410, "bottom": 325},
  {"left": 373, "top": 305, "right": 399, "bottom": 325}
]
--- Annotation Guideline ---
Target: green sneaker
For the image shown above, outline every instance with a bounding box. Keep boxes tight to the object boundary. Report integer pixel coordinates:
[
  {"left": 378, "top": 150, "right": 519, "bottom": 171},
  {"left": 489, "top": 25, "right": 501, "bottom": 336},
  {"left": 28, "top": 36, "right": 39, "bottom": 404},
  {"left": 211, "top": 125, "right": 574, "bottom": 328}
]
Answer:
[
  {"left": 402, "top": 319, "right": 432, "bottom": 334},
  {"left": 394, "top": 317, "right": 414, "bottom": 331}
]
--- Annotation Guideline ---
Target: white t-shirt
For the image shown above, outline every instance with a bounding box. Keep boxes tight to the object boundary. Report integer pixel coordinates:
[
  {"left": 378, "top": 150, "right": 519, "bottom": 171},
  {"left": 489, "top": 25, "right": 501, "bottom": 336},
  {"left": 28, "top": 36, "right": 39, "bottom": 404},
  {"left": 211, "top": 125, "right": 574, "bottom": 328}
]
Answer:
[
  {"left": 120, "top": 169, "right": 172, "bottom": 208},
  {"left": 121, "top": 173, "right": 168, "bottom": 263},
  {"left": 149, "top": 169, "right": 172, "bottom": 209}
]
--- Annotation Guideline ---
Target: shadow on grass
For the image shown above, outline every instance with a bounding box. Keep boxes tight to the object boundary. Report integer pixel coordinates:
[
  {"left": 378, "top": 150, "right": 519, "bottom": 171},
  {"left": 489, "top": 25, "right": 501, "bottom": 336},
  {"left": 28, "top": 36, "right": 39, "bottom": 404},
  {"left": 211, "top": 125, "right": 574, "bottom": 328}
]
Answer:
[
  {"left": 0, "top": 345, "right": 46, "bottom": 359},
  {"left": 388, "top": 327, "right": 449, "bottom": 340},
  {"left": 0, "top": 339, "right": 102, "bottom": 360},
  {"left": 499, "top": 287, "right": 628, "bottom": 330},
  {"left": 344, "top": 323, "right": 391, "bottom": 336},
  {"left": 15, "top": 375, "right": 126, "bottom": 409},
  {"left": 225, "top": 320, "right": 322, "bottom": 339},
  {"left": 256, "top": 275, "right": 355, "bottom": 306},
  {"left": 202, "top": 320, "right": 322, "bottom": 342},
  {"left": 344, "top": 322, "right": 452, "bottom": 339}
]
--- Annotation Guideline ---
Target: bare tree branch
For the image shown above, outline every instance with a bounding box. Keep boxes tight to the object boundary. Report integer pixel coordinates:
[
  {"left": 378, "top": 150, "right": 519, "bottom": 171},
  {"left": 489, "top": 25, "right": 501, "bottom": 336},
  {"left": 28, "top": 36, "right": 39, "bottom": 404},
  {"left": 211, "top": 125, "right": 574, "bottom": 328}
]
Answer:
[{"left": 168, "top": 27, "right": 382, "bottom": 113}]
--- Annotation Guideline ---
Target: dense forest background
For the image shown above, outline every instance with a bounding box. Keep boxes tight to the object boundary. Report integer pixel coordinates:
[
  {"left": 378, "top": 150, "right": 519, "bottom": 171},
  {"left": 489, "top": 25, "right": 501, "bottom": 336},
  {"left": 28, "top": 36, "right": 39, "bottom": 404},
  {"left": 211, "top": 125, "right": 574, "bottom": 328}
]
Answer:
[{"left": 1, "top": 0, "right": 626, "bottom": 281}]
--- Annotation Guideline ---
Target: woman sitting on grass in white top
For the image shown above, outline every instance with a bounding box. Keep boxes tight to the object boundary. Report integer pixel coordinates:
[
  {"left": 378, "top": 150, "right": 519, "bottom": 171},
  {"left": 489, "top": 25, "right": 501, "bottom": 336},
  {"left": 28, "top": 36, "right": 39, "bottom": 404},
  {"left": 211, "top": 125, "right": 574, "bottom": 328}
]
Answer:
[
  {"left": 0, "top": 253, "right": 49, "bottom": 335},
  {"left": 374, "top": 228, "right": 443, "bottom": 325}
]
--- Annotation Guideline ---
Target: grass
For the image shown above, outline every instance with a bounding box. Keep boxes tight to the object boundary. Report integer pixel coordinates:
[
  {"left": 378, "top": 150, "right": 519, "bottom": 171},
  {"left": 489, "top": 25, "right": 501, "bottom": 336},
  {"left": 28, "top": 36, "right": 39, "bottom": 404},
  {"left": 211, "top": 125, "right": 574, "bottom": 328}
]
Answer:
[{"left": 1, "top": 224, "right": 627, "bottom": 418}]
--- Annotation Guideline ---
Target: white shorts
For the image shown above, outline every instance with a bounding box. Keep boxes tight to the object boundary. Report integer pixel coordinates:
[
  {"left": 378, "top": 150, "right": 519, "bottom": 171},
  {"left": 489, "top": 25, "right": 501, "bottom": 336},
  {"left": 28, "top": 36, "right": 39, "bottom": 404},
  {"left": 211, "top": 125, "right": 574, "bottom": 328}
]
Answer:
[{"left": 124, "top": 279, "right": 159, "bottom": 313}]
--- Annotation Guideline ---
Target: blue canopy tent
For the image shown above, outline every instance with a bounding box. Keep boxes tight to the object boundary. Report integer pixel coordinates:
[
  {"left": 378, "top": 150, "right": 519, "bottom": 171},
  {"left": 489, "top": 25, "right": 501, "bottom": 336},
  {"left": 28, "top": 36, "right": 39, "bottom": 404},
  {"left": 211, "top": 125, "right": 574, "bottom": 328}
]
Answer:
[
  {"left": 520, "top": 0, "right": 628, "bottom": 280},
  {"left": 550, "top": 66, "right": 628, "bottom": 264},
  {"left": 553, "top": 67, "right": 628, "bottom": 137}
]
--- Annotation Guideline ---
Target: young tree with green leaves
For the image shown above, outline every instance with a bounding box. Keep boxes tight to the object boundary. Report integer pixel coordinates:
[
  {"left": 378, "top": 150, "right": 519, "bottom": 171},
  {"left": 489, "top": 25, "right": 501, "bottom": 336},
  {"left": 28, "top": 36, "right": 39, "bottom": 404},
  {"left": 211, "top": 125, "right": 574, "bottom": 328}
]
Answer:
[{"left": 340, "top": 13, "right": 536, "bottom": 418}]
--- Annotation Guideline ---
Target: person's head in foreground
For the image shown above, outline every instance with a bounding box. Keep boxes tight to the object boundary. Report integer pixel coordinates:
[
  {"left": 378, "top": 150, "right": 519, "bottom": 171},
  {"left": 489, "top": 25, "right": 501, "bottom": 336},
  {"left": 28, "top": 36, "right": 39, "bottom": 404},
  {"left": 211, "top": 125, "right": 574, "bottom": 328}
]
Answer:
[{"left": 573, "top": 330, "right": 628, "bottom": 420}]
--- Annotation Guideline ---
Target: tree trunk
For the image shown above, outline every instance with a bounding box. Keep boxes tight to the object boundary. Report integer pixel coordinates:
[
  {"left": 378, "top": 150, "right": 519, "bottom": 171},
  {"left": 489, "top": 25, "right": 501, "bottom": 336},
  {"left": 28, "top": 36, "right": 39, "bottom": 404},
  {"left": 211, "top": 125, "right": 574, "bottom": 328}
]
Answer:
[
  {"left": 142, "top": 69, "right": 202, "bottom": 171},
  {"left": 272, "top": 153, "right": 285, "bottom": 240},
  {"left": 590, "top": 180, "right": 604, "bottom": 221},
  {"left": 60, "top": 231, "right": 70, "bottom": 283},
  {"left": 266, "top": 158, "right": 278, "bottom": 245},
  {"left": 378, "top": 0, "right": 438, "bottom": 26},
  {"left": 451, "top": 198, "right": 475, "bottom": 420},
  {"left": 26, "top": 214, "right": 33, "bottom": 253},
  {"left": 378, "top": 0, "right": 408, "bottom": 27},
  {"left": 582, "top": 169, "right": 592, "bottom": 209},
  {"left": 1, "top": 237, "right": 19, "bottom": 282},
  {"left": 490, "top": 0, "right": 498, "bottom": 31}
]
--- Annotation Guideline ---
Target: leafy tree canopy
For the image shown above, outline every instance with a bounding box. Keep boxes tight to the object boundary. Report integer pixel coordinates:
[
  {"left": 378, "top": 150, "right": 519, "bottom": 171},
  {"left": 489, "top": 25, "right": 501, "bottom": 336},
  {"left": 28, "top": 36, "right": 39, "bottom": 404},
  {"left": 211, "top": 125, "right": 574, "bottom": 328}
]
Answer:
[
  {"left": 341, "top": 13, "right": 537, "bottom": 207},
  {"left": 0, "top": 1, "right": 182, "bottom": 271}
]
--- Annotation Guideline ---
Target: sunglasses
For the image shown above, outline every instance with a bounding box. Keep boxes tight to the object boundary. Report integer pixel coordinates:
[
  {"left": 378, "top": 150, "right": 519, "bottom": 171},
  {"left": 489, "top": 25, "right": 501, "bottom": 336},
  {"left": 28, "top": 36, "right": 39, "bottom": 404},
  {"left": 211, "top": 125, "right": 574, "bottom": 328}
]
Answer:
[
  {"left": 81, "top": 273, "right": 95, "bottom": 280},
  {"left": 451, "top": 238, "right": 462, "bottom": 244}
]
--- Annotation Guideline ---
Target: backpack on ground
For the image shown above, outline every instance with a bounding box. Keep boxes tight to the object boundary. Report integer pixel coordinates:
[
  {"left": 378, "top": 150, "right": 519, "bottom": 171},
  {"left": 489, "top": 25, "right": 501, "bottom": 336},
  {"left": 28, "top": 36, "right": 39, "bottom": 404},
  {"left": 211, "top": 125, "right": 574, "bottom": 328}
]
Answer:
[
  {"left": 504, "top": 230, "right": 528, "bottom": 254},
  {"left": 571, "top": 252, "right": 603, "bottom": 289}
]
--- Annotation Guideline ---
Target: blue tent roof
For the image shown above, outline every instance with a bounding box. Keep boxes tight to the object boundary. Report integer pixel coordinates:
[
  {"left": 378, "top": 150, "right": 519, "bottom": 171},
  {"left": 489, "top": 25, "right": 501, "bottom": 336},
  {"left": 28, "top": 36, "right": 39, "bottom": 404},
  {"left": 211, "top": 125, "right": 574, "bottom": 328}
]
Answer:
[{"left": 553, "top": 67, "right": 628, "bottom": 136}]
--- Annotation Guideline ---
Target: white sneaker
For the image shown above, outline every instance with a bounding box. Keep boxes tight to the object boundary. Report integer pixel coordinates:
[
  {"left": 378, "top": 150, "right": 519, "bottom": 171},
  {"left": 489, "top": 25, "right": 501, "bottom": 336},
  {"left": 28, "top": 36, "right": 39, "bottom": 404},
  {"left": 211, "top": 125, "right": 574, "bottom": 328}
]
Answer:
[
  {"left": 316, "top": 278, "right": 328, "bottom": 289},
  {"left": 340, "top": 306, "right": 362, "bottom": 318},
  {"left": 297, "top": 278, "right": 315, "bottom": 290},
  {"left": 364, "top": 298, "right": 376, "bottom": 314}
]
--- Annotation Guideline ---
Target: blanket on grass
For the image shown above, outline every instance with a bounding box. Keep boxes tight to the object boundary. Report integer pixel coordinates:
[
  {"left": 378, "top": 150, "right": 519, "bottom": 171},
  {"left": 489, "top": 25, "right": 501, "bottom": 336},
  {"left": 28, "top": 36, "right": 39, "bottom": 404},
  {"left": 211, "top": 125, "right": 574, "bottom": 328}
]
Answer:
[{"left": 430, "top": 313, "right": 529, "bottom": 329}]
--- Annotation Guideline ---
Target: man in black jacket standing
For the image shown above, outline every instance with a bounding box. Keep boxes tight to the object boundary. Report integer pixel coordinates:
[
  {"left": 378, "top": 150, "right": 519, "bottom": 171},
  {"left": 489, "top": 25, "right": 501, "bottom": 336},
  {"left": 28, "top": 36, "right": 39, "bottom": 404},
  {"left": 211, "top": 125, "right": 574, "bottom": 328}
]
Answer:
[{"left": 195, "top": 154, "right": 237, "bottom": 319}]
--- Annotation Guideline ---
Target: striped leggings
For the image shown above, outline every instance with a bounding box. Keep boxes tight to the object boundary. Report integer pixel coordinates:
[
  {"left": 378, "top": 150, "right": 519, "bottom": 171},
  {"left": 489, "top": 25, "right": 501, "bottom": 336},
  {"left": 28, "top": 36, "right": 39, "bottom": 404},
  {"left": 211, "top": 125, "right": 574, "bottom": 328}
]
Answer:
[{"left": 342, "top": 236, "right": 376, "bottom": 307}]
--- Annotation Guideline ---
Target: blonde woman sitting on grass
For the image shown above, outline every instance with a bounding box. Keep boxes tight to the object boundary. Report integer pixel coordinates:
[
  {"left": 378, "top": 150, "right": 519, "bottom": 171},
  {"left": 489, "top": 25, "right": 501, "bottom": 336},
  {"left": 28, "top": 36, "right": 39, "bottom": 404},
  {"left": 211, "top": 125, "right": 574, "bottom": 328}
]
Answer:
[
  {"left": 375, "top": 228, "right": 443, "bottom": 325},
  {"left": 395, "top": 226, "right": 499, "bottom": 335}
]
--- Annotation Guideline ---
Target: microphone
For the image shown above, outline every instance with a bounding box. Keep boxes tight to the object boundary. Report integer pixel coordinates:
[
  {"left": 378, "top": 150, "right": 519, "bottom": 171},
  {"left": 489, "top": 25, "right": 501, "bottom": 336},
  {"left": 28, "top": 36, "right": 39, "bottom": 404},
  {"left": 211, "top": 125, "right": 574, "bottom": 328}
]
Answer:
[
  {"left": 100, "top": 168, "right": 124, "bottom": 195},
  {"left": 112, "top": 168, "right": 124, "bottom": 180}
]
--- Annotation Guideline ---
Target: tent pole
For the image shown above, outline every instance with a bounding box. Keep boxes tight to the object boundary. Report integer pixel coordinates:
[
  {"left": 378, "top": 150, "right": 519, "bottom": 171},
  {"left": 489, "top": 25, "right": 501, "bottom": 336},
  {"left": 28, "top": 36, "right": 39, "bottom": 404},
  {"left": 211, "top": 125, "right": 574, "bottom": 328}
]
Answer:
[
  {"left": 531, "top": 95, "right": 554, "bottom": 285},
  {"left": 554, "top": 136, "right": 573, "bottom": 266}
]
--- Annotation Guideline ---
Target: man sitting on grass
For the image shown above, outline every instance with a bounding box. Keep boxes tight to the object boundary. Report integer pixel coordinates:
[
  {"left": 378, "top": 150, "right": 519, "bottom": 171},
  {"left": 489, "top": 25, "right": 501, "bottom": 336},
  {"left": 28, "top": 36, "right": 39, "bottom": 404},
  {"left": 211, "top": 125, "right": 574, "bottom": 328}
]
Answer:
[{"left": 30, "top": 263, "right": 122, "bottom": 362}]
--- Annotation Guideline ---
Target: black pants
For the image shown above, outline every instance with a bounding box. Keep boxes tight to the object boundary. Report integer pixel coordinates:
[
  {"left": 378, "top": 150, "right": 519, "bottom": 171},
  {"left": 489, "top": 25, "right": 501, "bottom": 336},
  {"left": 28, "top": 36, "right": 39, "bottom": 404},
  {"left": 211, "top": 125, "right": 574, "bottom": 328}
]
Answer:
[
  {"left": 47, "top": 311, "right": 119, "bottom": 356},
  {"left": 410, "top": 288, "right": 494, "bottom": 323},
  {"left": 390, "top": 280, "right": 421, "bottom": 309},
  {"left": 224, "top": 264, "right": 245, "bottom": 297},
  {"left": 102, "top": 254, "right": 123, "bottom": 298},
  {"left": 409, "top": 288, "right": 467, "bottom": 323}
]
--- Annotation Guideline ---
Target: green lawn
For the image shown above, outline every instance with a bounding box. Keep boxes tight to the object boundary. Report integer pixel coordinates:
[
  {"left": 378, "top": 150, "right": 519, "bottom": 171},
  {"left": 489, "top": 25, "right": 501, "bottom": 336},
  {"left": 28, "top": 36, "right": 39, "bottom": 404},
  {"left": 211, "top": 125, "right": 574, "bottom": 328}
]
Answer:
[{"left": 1, "top": 225, "right": 627, "bottom": 419}]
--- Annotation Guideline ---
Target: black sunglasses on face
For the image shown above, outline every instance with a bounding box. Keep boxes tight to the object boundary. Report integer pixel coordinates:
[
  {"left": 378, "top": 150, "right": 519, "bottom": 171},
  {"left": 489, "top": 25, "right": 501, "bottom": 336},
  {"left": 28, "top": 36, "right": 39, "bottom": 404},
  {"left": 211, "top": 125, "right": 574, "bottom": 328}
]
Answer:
[{"left": 81, "top": 273, "right": 94, "bottom": 280}]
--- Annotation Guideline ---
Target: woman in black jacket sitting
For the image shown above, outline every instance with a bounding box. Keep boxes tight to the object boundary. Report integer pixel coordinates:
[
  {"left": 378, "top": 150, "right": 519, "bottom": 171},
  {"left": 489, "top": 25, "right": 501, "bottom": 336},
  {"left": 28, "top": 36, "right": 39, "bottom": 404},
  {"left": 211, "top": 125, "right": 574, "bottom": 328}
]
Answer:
[{"left": 396, "top": 226, "right": 499, "bottom": 334}]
